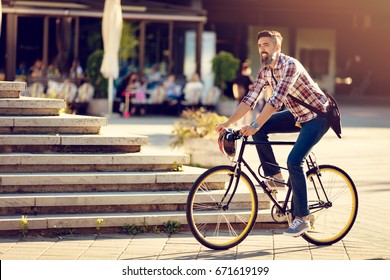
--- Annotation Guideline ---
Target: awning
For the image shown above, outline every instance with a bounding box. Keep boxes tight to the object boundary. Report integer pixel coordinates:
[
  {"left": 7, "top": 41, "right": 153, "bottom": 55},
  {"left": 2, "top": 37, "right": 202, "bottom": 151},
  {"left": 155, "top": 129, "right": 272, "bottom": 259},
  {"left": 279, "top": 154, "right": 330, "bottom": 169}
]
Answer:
[{"left": 1, "top": 0, "right": 207, "bottom": 22}]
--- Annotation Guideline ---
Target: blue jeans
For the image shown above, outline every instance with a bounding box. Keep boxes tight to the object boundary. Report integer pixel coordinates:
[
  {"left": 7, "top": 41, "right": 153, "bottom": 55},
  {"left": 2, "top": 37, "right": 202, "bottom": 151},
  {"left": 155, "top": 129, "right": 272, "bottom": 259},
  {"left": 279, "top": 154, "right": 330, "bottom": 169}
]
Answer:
[{"left": 252, "top": 110, "right": 330, "bottom": 217}]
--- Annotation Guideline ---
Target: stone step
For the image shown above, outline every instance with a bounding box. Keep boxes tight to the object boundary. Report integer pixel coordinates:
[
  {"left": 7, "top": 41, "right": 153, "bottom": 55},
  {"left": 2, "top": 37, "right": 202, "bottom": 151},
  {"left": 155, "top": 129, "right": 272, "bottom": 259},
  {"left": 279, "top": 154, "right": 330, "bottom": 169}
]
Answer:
[
  {"left": 0, "top": 81, "right": 26, "bottom": 98},
  {"left": 0, "top": 190, "right": 271, "bottom": 215},
  {"left": 0, "top": 114, "right": 106, "bottom": 134},
  {"left": 0, "top": 210, "right": 277, "bottom": 233},
  {"left": 0, "top": 166, "right": 203, "bottom": 193},
  {"left": 0, "top": 97, "right": 66, "bottom": 116},
  {"left": 0, "top": 133, "right": 148, "bottom": 153},
  {"left": 0, "top": 150, "right": 190, "bottom": 173}
]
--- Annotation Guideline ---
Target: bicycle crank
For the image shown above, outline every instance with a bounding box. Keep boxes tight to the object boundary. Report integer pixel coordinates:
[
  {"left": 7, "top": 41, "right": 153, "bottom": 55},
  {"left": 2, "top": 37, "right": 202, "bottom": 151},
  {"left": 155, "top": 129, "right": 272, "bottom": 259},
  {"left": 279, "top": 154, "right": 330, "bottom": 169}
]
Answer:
[{"left": 271, "top": 204, "right": 288, "bottom": 223}]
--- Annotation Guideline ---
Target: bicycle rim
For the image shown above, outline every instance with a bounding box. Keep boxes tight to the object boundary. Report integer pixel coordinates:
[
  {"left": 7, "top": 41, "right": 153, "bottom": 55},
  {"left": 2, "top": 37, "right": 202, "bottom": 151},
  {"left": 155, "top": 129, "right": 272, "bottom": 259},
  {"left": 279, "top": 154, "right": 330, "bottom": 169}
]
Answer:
[
  {"left": 186, "top": 165, "right": 258, "bottom": 250},
  {"left": 302, "top": 165, "right": 358, "bottom": 245}
]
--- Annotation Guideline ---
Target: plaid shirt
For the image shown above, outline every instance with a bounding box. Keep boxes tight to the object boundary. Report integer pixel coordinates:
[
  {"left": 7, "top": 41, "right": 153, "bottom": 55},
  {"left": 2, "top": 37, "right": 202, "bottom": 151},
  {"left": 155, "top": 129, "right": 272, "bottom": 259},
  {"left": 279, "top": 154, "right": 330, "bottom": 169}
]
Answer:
[{"left": 242, "top": 53, "right": 329, "bottom": 124}]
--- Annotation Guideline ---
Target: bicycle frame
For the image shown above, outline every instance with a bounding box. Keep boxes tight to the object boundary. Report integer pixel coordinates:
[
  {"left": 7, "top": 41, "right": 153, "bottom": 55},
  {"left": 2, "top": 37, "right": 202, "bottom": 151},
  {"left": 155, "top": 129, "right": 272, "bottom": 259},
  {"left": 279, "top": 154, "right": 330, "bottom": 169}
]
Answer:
[{"left": 229, "top": 135, "right": 296, "bottom": 216}]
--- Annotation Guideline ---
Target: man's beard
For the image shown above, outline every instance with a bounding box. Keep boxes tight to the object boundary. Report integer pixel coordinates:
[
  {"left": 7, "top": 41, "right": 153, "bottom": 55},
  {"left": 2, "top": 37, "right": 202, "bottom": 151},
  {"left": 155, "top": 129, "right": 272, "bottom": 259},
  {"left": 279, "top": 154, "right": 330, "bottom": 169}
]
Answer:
[{"left": 261, "top": 52, "right": 276, "bottom": 66}]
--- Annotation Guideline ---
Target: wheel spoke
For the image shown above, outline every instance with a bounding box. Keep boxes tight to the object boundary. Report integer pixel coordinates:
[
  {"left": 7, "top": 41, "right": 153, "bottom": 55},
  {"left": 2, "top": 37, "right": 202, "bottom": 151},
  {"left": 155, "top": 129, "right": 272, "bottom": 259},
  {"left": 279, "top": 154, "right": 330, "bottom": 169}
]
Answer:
[{"left": 186, "top": 166, "right": 258, "bottom": 250}]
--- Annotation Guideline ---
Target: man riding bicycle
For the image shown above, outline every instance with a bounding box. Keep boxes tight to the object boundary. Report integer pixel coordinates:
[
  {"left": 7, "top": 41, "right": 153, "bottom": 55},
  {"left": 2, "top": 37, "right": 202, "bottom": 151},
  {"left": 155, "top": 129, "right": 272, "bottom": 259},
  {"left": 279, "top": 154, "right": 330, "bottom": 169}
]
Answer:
[{"left": 215, "top": 30, "right": 331, "bottom": 237}]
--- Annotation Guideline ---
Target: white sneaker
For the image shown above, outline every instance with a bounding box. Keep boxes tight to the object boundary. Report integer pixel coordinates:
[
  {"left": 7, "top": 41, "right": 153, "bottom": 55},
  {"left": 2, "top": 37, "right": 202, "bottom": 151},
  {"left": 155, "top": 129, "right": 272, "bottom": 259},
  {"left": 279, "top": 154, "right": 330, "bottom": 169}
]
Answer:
[
  {"left": 265, "top": 177, "right": 286, "bottom": 190},
  {"left": 283, "top": 217, "right": 310, "bottom": 237}
]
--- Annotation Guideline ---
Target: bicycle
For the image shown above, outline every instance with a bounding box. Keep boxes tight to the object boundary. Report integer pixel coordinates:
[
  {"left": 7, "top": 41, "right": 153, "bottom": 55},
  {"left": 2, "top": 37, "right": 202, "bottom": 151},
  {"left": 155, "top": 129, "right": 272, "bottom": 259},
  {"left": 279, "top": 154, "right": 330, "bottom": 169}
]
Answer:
[{"left": 186, "top": 130, "right": 358, "bottom": 250}]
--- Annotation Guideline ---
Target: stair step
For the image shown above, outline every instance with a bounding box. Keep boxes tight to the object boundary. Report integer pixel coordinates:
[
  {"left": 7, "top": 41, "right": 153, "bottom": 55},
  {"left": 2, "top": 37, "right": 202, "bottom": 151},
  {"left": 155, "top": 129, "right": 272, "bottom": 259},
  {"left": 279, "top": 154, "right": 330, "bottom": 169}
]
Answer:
[
  {"left": 0, "top": 166, "right": 203, "bottom": 193},
  {"left": 0, "top": 190, "right": 271, "bottom": 206},
  {"left": 0, "top": 97, "right": 66, "bottom": 116},
  {"left": 0, "top": 190, "right": 271, "bottom": 215},
  {"left": 0, "top": 81, "right": 27, "bottom": 91},
  {"left": 0, "top": 170, "right": 199, "bottom": 186},
  {"left": 0, "top": 210, "right": 277, "bottom": 232},
  {"left": 0, "top": 114, "right": 106, "bottom": 134},
  {"left": 0, "top": 81, "right": 26, "bottom": 98},
  {"left": 0, "top": 133, "right": 148, "bottom": 153},
  {"left": 0, "top": 150, "right": 188, "bottom": 173}
]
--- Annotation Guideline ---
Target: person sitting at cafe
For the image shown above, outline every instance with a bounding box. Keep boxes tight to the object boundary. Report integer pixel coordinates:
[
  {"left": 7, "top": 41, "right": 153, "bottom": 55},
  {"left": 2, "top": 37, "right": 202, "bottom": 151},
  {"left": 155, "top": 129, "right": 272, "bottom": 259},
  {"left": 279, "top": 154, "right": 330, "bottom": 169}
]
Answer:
[
  {"left": 121, "top": 72, "right": 146, "bottom": 117},
  {"left": 163, "top": 74, "right": 183, "bottom": 101},
  {"left": 29, "top": 59, "right": 44, "bottom": 78},
  {"left": 163, "top": 74, "right": 184, "bottom": 115},
  {"left": 182, "top": 72, "right": 204, "bottom": 104}
]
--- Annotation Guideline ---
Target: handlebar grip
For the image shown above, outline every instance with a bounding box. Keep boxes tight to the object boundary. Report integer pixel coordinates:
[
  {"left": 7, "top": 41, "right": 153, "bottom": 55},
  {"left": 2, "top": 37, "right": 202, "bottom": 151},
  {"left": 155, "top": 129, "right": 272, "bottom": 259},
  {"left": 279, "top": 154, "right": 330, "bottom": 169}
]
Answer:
[
  {"left": 231, "top": 129, "right": 245, "bottom": 140},
  {"left": 221, "top": 128, "right": 246, "bottom": 141}
]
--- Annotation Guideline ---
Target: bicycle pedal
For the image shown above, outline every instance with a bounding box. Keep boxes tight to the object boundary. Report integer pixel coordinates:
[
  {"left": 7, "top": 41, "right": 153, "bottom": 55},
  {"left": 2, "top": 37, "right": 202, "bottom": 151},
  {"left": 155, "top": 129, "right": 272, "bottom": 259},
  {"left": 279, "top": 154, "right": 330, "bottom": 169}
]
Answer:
[{"left": 271, "top": 189, "right": 278, "bottom": 195}]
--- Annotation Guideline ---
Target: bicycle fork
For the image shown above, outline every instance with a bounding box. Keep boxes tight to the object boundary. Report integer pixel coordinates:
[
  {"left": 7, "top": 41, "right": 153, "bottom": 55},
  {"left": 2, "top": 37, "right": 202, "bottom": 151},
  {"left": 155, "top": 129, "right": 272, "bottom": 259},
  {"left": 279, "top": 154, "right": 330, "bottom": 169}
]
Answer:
[{"left": 219, "top": 165, "right": 242, "bottom": 211}]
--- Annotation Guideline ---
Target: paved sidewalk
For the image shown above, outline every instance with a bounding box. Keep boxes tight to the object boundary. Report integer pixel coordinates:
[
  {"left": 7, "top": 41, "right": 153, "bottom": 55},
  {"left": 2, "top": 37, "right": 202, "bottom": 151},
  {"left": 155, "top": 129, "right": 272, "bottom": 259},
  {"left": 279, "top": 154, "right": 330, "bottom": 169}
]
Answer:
[
  {"left": 1, "top": 103, "right": 390, "bottom": 260},
  {"left": 0, "top": 228, "right": 389, "bottom": 260}
]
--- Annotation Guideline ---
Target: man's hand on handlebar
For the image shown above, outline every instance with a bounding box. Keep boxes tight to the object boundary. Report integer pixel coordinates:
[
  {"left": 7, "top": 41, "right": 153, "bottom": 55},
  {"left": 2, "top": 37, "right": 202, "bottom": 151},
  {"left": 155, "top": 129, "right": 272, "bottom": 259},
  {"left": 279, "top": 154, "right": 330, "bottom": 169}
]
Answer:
[
  {"left": 215, "top": 122, "right": 256, "bottom": 138},
  {"left": 215, "top": 122, "right": 230, "bottom": 134},
  {"left": 240, "top": 125, "right": 259, "bottom": 136}
]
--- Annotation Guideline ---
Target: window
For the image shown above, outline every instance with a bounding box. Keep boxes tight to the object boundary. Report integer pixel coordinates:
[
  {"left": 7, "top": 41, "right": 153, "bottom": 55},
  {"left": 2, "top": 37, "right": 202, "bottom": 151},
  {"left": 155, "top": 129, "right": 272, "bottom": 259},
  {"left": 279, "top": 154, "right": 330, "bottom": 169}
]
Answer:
[{"left": 300, "top": 49, "right": 330, "bottom": 78}]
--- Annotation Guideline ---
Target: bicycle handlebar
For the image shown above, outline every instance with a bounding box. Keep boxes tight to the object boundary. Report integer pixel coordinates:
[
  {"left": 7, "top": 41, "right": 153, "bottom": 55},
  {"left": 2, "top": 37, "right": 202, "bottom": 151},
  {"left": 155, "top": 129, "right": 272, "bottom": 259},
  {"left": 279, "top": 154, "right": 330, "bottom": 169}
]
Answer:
[
  {"left": 226, "top": 129, "right": 246, "bottom": 141},
  {"left": 226, "top": 129, "right": 295, "bottom": 146},
  {"left": 224, "top": 128, "right": 296, "bottom": 145}
]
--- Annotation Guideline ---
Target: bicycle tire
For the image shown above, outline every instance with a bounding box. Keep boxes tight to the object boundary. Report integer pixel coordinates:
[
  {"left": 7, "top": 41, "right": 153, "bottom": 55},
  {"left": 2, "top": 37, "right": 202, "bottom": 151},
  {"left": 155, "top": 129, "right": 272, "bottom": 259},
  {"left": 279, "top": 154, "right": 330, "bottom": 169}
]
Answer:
[
  {"left": 186, "top": 165, "right": 258, "bottom": 250},
  {"left": 302, "top": 165, "right": 358, "bottom": 245}
]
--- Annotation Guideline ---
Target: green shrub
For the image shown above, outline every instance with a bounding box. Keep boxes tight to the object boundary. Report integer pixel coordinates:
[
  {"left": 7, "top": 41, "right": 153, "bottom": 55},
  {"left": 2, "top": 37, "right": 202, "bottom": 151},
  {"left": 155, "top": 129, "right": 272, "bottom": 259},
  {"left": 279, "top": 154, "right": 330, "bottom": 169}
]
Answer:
[
  {"left": 171, "top": 107, "right": 228, "bottom": 147},
  {"left": 163, "top": 220, "right": 180, "bottom": 236},
  {"left": 122, "top": 224, "right": 140, "bottom": 235},
  {"left": 211, "top": 51, "right": 240, "bottom": 90}
]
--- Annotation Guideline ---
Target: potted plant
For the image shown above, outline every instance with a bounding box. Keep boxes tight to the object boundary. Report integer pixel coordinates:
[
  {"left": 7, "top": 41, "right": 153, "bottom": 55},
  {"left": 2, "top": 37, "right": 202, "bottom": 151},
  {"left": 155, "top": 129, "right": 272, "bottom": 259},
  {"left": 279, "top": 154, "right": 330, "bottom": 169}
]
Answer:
[
  {"left": 171, "top": 107, "right": 231, "bottom": 167},
  {"left": 211, "top": 51, "right": 240, "bottom": 91},
  {"left": 211, "top": 51, "right": 240, "bottom": 116}
]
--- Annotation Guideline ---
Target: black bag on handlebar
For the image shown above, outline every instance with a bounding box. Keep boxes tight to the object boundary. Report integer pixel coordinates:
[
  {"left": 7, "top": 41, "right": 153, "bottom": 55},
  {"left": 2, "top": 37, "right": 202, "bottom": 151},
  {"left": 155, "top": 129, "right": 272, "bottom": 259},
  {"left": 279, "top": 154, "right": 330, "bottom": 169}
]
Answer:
[{"left": 289, "top": 92, "right": 342, "bottom": 139}]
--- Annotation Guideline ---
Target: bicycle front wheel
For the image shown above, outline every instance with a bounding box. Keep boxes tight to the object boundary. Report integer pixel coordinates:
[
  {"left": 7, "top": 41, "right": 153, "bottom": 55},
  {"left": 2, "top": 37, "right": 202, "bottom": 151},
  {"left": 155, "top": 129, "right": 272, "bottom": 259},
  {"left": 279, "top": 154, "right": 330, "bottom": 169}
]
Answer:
[
  {"left": 186, "top": 165, "right": 258, "bottom": 250},
  {"left": 303, "top": 165, "right": 358, "bottom": 245}
]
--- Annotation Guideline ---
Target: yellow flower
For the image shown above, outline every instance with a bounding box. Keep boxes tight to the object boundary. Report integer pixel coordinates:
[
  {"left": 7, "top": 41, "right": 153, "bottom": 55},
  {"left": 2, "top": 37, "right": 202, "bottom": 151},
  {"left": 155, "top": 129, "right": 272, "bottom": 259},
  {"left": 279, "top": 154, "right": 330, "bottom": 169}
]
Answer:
[
  {"left": 96, "top": 218, "right": 104, "bottom": 231},
  {"left": 21, "top": 215, "right": 28, "bottom": 225}
]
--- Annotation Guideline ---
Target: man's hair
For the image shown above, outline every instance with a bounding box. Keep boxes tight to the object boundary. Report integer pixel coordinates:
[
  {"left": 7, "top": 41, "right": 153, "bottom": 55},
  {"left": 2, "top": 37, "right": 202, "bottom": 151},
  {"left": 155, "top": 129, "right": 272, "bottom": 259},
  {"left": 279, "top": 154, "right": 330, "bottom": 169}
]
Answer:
[{"left": 257, "top": 30, "right": 283, "bottom": 46}]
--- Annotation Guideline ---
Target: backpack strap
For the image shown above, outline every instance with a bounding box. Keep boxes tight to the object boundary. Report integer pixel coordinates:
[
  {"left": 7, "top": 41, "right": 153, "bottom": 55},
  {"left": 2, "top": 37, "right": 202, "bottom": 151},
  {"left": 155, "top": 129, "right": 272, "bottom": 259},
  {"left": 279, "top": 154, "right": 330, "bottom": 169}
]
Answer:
[
  {"left": 288, "top": 94, "right": 327, "bottom": 117},
  {"left": 271, "top": 70, "right": 327, "bottom": 117}
]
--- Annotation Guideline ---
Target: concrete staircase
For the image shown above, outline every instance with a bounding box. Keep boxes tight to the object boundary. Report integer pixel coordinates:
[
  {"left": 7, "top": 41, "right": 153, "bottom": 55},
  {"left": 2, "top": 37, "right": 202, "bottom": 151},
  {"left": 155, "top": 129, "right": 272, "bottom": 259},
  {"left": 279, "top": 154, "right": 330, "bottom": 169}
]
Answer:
[{"left": 0, "top": 81, "right": 276, "bottom": 236}]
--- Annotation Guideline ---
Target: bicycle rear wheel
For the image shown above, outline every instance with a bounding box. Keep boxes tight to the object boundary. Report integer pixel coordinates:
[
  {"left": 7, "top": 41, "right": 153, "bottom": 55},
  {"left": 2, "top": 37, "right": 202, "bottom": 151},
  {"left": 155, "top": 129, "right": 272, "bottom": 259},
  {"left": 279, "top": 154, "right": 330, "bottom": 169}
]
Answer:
[
  {"left": 186, "top": 165, "right": 258, "bottom": 250},
  {"left": 302, "top": 165, "right": 358, "bottom": 245}
]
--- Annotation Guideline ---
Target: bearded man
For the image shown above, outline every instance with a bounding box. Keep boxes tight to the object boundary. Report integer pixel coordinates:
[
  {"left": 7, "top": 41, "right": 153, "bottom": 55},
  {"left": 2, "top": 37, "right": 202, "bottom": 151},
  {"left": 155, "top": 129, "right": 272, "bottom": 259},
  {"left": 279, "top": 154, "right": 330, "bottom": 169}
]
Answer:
[{"left": 216, "top": 30, "right": 331, "bottom": 237}]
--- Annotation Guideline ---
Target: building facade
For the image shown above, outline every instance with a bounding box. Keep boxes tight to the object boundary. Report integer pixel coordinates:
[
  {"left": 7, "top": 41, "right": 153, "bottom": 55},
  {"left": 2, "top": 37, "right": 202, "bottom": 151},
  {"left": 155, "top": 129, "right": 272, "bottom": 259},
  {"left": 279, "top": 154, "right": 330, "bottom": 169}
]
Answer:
[{"left": 201, "top": 0, "right": 390, "bottom": 97}]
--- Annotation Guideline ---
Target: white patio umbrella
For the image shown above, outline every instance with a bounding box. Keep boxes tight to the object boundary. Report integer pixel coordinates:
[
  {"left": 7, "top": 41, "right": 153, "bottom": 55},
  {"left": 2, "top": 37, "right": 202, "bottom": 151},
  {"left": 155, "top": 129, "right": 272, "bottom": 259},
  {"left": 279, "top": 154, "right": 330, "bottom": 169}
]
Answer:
[{"left": 100, "top": 0, "right": 123, "bottom": 116}]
